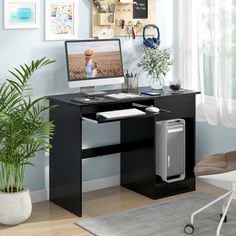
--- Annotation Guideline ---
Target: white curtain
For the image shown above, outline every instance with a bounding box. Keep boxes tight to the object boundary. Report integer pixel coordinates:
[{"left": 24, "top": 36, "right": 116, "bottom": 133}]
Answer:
[{"left": 178, "top": 0, "right": 236, "bottom": 128}]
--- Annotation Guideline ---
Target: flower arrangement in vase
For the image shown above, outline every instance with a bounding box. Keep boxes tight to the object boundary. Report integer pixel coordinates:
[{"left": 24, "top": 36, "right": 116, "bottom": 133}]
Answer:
[{"left": 138, "top": 44, "right": 173, "bottom": 90}]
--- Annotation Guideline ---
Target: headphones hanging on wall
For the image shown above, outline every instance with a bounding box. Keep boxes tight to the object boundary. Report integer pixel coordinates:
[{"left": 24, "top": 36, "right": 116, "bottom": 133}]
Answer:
[{"left": 143, "top": 24, "right": 160, "bottom": 48}]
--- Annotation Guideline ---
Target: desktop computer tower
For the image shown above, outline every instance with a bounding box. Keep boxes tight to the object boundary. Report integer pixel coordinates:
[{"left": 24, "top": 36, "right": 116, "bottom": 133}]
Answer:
[{"left": 155, "top": 119, "right": 185, "bottom": 183}]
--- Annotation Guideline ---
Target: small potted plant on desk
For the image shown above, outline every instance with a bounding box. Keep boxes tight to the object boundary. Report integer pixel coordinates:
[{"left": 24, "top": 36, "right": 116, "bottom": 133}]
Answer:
[
  {"left": 0, "top": 57, "right": 55, "bottom": 225},
  {"left": 137, "top": 44, "right": 173, "bottom": 90}
]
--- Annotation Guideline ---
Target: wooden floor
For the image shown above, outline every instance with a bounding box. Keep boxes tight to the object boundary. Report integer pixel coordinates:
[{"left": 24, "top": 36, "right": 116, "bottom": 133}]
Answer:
[{"left": 0, "top": 181, "right": 230, "bottom": 236}]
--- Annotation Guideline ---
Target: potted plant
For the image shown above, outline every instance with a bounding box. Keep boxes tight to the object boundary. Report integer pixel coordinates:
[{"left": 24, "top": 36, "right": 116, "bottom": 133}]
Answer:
[
  {"left": 137, "top": 44, "right": 173, "bottom": 90},
  {"left": 0, "top": 57, "right": 55, "bottom": 225}
]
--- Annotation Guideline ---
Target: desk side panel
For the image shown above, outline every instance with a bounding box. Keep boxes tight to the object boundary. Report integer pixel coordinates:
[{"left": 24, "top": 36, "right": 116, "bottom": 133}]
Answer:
[
  {"left": 49, "top": 101, "right": 82, "bottom": 216},
  {"left": 121, "top": 117, "right": 156, "bottom": 199}
]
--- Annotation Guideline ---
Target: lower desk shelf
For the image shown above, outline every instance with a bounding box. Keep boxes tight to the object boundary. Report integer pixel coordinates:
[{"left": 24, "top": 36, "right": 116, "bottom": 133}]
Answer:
[
  {"left": 121, "top": 177, "right": 196, "bottom": 200},
  {"left": 154, "top": 178, "right": 196, "bottom": 199}
]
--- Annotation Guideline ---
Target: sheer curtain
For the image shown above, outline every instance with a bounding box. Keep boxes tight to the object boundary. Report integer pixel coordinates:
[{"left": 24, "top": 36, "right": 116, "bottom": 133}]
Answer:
[{"left": 179, "top": 0, "right": 236, "bottom": 128}]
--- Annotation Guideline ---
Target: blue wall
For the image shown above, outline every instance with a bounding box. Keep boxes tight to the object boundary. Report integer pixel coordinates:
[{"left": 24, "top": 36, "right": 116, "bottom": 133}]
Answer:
[
  {"left": 196, "top": 122, "right": 236, "bottom": 161},
  {"left": 0, "top": 0, "right": 195, "bottom": 192}
]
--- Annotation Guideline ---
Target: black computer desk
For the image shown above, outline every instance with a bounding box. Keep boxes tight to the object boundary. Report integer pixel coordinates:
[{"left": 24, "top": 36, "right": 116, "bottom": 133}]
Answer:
[{"left": 48, "top": 87, "right": 200, "bottom": 217}]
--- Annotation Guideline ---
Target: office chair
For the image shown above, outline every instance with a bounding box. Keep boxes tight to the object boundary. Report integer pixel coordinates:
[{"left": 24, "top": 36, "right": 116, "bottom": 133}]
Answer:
[{"left": 184, "top": 151, "right": 236, "bottom": 236}]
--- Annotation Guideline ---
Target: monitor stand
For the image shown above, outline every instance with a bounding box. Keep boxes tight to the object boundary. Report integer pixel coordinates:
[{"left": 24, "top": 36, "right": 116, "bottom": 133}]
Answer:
[{"left": 80, "top": 86, "right": 107, "bottom": 96}]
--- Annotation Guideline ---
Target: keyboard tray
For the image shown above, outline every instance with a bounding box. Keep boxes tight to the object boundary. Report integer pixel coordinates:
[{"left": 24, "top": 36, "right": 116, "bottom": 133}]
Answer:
[{"left": 82, "top": 109, "right": 170, "bottom": 124}]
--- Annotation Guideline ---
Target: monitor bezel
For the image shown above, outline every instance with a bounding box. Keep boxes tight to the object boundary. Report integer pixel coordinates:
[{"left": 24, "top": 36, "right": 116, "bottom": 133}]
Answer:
[{"left": 65, "top": 39, "right": 125, "bottom": 87}]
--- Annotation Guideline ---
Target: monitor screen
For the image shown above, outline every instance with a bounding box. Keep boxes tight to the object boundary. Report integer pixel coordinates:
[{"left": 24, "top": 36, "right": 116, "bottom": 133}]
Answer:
[{"left": 65, "top": 39, "right": 124, "bottom": 84}]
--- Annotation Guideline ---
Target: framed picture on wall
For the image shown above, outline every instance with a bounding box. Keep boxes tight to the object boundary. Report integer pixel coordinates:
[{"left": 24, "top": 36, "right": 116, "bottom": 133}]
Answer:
[
  {"left": 45, "top": 0, "right": 79, "bottom": 40},
  {"left": 4, "top": 0, "right": 40, "bottom": 29}
]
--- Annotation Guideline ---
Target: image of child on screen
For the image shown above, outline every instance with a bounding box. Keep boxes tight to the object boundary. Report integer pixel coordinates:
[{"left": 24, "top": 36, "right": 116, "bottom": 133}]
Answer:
[
  {"left": 67, "top": 40, "right": 123, "bottom": 81},
  {"left": 84, "top": 49, "right": 97, "bottom": 78}
]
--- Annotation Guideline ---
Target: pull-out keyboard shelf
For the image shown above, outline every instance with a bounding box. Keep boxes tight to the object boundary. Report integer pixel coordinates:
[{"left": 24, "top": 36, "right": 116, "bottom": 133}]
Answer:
[{"left": 82, "top": 109, "right": 170, "bottom": 124}]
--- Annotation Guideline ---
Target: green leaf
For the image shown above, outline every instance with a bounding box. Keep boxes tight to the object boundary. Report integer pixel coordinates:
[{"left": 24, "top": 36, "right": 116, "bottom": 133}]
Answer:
[
  {"left": 20, "top": 161, "right": 35, "bottom": 167},
  {"left": 7, "top": 79, "right": 22, "bottom": 94},
  {"left": 0, "top": 112, "right": 10, "bottom": 119},
  {"left": 8, "top": 70, "right": 24, "bottom": 85}
]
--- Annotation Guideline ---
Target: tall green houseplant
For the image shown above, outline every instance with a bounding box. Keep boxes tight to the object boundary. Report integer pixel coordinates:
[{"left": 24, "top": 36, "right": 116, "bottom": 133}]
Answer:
[{"left": 0, "top": 57, "right": 55, "bottom": 193}]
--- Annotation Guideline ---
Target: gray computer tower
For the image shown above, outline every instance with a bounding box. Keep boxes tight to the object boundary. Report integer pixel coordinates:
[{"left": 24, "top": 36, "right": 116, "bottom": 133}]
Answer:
[{"left": 155, "top": 119, "right": 185, "bottom": 183}]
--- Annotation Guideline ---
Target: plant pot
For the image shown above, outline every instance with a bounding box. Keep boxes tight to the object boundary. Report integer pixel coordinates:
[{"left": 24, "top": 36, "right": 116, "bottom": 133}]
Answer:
[
  {"left": 150, "top": 77, "right": 164, "bottom": 90},
  {"left": 0, "top": 187, "right": 32, "bottom": 225}
]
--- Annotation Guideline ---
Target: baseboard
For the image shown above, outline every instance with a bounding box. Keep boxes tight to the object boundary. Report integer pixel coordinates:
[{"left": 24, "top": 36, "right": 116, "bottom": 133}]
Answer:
[
  {"left": 31, "top": 189, "right": 49, "bottom": 203},
  {"left": 30, "top": 175, "right": 120, "bottom": 203},
  {"left": 30, "top": 177, "right": 232, "bottom": 203},
  {"left": 82, "top": 175, "right": 120, "bottom": 193},
  {"left": 202, "top": 179, "right": 232, "bottom": 191}
]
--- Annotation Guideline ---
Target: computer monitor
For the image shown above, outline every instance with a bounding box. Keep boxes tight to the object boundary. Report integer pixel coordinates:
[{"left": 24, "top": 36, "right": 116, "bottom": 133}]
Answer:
[{"left": 65, "top": 39, "right": 125, "bottom": 89}]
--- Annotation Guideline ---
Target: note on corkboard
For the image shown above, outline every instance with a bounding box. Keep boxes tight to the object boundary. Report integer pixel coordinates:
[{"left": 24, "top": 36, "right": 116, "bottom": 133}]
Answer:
[{"left": 133, "top": 0, "right": 148, "bottom": 19}]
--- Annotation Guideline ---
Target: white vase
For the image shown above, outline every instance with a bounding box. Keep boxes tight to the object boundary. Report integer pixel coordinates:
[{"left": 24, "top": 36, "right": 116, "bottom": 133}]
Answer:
[
  {"left": 0, "top": 187, "right": 32, "bottom": 225},
  {"left": 150, "top": 77, "right": 164, "bottom": 90}
]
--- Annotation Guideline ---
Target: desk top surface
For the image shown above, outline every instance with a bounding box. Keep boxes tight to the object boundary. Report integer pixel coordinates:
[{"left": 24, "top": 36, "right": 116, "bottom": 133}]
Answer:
[{"left": 48, "top": 87, "right": 200, "bottom": 106}]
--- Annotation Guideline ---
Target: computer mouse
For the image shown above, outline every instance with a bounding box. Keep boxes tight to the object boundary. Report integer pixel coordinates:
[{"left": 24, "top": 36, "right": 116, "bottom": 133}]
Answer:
[
  {"left": 83, "top": 98, "right": 90, "bottom": 102},
  {"left": 145, "top": 106, "right": 160, "bottom": 113}
]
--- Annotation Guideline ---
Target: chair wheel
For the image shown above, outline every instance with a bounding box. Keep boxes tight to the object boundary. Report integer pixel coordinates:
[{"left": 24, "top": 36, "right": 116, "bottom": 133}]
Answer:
[
  {"left": 184, "top": 224, "right": 194, "bottom": 234},
  {"left": 220, "top": 214, "right": 228, "bottom": 223}
]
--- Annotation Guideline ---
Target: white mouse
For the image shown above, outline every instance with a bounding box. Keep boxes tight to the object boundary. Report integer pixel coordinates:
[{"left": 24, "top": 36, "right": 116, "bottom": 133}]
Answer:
[
  {"left": 83, "top": 98, "right": 91, "bottom": 102},
  {"left": 145, "top": 106, "right": 160, "bottom": 113}
]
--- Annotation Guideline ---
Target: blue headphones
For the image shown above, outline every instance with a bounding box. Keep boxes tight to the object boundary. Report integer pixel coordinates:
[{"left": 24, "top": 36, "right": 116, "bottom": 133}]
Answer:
[{"left": 143, "top": 24, "right": 160, "bottom": 48}]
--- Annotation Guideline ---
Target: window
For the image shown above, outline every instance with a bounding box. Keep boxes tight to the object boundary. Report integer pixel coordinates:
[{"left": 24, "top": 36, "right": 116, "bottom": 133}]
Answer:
[{"left": 198, "top": 0, "right": 236, "bottom": 100}]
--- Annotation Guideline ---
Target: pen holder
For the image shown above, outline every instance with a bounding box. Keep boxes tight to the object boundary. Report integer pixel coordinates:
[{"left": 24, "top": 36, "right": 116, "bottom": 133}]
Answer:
[{"left": 122, "top": 75, "right": 138, "bottom": 93}]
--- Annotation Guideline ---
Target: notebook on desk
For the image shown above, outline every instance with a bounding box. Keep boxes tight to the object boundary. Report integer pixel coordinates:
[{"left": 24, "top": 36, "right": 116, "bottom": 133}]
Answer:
[{"left": 105, "top": 93, "right": 142, "bottom": 100}]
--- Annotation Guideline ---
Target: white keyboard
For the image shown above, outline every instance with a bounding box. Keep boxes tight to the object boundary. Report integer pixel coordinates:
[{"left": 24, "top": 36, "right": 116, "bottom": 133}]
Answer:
[{"left": 96, "top": 108, "right": 146, "bottom": 120}]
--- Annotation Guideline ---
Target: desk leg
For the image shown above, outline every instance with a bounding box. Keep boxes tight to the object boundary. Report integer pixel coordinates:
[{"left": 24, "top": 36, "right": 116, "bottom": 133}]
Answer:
[
  {"left": 49, "top": 101, "right": 82, "bottom": 217},
  {"left": 120, "top": 117, "right": 156, "bottom": 199}
]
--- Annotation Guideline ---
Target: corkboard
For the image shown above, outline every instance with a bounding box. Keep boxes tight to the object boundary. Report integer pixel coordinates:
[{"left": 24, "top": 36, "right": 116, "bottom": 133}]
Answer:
[{"left": 92, "top": 0, "right": 155, "bottom": 37}]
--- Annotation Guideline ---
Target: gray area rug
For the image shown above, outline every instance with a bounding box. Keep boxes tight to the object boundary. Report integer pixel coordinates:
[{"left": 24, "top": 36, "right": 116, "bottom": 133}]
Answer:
[{"left": 76, "top": 192, "right": 236, "bottom": 236}]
